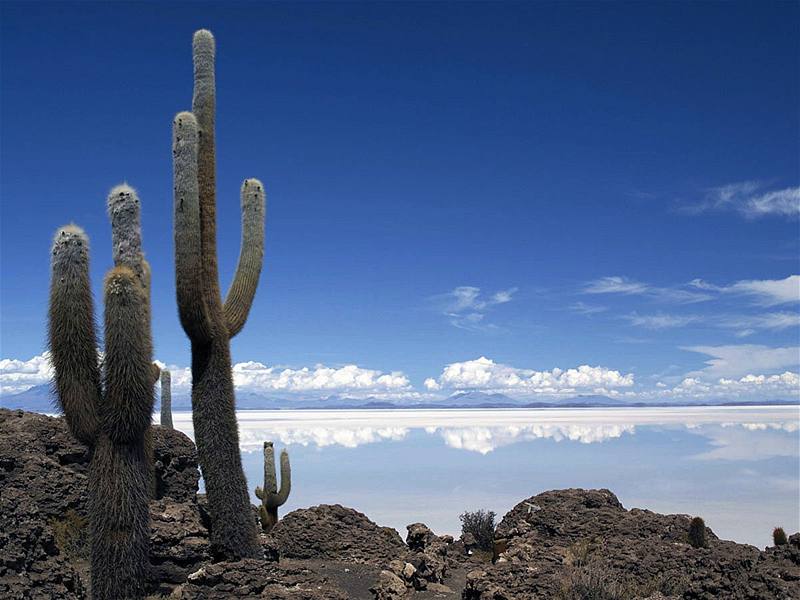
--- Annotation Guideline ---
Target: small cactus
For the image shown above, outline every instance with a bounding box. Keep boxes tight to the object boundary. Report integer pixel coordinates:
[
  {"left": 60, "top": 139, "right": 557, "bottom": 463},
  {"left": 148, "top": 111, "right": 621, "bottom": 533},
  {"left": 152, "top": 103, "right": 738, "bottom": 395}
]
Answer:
[
  {"left": 688, "top": 516, "right": 707, "bottom": 548},
  {"left": 773, "top": 527, "right": 788, "bottom": 546},
  {"left": 255, "top": 441, "right": 291, "bottom": 532},
  {"left": 160, "top": 370, "right": 173, "bottom": 429}
]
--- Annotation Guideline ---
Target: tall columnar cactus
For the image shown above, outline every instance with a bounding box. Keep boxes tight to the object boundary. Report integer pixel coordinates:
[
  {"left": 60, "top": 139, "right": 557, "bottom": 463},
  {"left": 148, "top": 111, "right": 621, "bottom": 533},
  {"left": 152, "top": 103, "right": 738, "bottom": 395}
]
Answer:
[
  {"left": 255, "top": 441, "right": 291, "bottom": 532},
  {"left": 48, "top": 185, "right": 156, "bottom": 600},
  {"left": 172, "top": 29, "right": 265, "bottom": 559},
  {"left": 160, "top": 369, "right": 173, "bottom": 429}
]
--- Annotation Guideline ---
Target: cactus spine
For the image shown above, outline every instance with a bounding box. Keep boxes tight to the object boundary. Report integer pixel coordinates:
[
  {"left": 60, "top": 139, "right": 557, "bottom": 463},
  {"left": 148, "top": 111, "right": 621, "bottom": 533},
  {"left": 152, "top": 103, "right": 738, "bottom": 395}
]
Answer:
[
  {"left": 48, "top": 185, "right": 155, "bottom": 599},
  {"left": 172, "top": 29, "right": 265, "bottom": 559},
  {"left": 255, "top": 442, "right": 291, "bottom": 532},
  {"left": 160, "top": 370, "right": 173, "bottom": 429}
]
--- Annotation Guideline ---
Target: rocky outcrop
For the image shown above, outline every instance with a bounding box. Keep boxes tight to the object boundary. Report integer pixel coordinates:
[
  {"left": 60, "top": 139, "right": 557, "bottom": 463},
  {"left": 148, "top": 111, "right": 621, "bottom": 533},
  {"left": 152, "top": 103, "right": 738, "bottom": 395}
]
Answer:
[
  {"left": 171, "top": 559, "right": 349, "bottom": 599},
  {"left": 464, "top": 488, "right": 800, "bottom": 600},
  {"left": 272, "top": 504, "right": 407, "bottom": 565},
  {"left": 0, "top": 409, "right": 205, "bottom": 598}
]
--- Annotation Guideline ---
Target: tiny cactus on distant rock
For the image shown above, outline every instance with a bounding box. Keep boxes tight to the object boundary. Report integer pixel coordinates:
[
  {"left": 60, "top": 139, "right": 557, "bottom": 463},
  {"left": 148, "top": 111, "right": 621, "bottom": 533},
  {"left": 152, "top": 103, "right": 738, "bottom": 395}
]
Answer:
[
  {"left": 773, "top": 527, "right": 788, "bottom": 546},
  {"left": 255, "top": 441, "right": 291, "bottom": 532},
  {"left": 688, "top": 517, "right": 707, "bottom": 548},
  {"left": 160, "top": 370, "right": 173, "bottom": 429}
]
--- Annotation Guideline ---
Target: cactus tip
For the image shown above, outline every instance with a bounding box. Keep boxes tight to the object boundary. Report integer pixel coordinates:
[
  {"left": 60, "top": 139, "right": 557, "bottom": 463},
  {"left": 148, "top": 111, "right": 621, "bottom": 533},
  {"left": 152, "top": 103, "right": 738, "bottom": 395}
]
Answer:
[
  {"left": 193, "top": 29, "right": 215, "bottom": 53},
  {"left": 51, "top": 223, "right": 89, "bottom": 260},
  {"left": 107, "top": 184, "right": 139, "bottom": 214},
  {"left": 104, "top": 265, "right": 139, "bottom": 294}
]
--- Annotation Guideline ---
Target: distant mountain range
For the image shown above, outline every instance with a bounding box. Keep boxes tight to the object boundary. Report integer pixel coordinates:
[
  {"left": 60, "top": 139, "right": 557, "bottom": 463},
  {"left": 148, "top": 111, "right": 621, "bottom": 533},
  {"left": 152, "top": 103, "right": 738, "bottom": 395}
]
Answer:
[{"left": 2, "top": 384, "right": 798, "bottom": 413}]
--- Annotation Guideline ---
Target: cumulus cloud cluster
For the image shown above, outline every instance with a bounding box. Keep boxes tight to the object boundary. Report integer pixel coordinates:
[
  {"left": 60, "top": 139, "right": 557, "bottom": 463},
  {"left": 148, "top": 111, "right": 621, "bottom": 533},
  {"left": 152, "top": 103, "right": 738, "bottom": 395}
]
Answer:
[
  {"left": 424, "top": 356, "right": 634, "bottom": 395},
  {"left": 231, "top": 361, "right": 411, "bottom": 396},
  {"left": 0, "top": 353, "right": 53, "bottom": 394},
  {"left": 0, "top": 353, "right": 412, "bottom": 400}
]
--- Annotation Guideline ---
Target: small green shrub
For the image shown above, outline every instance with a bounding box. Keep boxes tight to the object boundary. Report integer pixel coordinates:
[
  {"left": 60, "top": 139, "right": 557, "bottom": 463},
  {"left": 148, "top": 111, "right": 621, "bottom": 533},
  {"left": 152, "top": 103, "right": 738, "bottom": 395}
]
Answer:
[
  {"left": 459, "top": 509, "right": 496, "bottom": 550},
  {"left": 51, "top": 510, "right": 89, "bottom": 560},
  {"left": 773, "top": 527, "right": 788, "bottom": 546},
  {"left": 688, "top": 516, "right": 707, "bottom": 548}
]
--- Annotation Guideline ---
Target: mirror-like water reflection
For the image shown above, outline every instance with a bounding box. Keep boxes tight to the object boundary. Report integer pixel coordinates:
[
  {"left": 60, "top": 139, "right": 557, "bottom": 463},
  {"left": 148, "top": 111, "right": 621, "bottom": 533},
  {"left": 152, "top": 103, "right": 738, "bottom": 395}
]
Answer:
[{"left": 171, "top": 406, "right": 800, "bottom": 549}]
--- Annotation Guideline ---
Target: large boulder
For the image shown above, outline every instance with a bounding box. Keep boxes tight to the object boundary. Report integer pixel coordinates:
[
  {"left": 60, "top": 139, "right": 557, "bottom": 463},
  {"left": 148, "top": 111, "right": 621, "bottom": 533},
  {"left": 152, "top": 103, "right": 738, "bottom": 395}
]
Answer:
[
  {"left": 271, "top": 504, "right": 407, "bottom": 565},
  {"left": 171, "top": 559, "right": 349, "bottom": 599},
  {"left": 464, "top": 488, "right": 800, "bottom": 600}
]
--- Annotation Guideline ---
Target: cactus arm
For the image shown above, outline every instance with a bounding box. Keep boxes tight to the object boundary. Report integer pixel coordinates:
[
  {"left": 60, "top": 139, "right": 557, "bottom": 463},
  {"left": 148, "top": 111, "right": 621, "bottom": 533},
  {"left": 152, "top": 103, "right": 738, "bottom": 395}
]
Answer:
[
  {"left": 263, "top": 441, "right": 278, "bottom": 495},
  {"left": 255, "top": 486, "right": 264, "bottom": 500},
  {"left": 266, "top": 448, "right": 291, "bottom": 508},
  {"left": 107, "top": 185, "right": 145, "bottom": 282},
  {"left": 101, "top": 267, "right": 155, "bottom": 443},
  {"left": 223, "top": 179, "right": 265, "bottom": 338},
  {"left": 192, "top": 29, "right": 224, "bottom": 310},
  {"left": 173, "top": 111, "right": 212, "bottom": 343},
  {"left": 160, "top": 370, "right": 173, "bottom": 429},
  {"left": 48, "top": 224, "right": 101, "bottom": 446}
]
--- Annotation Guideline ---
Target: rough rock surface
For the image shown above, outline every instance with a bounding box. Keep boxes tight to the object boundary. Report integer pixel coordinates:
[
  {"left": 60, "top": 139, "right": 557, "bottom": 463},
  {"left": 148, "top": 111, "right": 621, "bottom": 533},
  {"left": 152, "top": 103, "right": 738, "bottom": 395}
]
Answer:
[
  {"left": 0, "top": 486, "right": 87, "bottom": 599},
  {"left": 272, "top": 504, "right": 407, "bottom": 565},
  {"left": 464, "top": 488, "right": 800, "bottom": 600},
  {"left": 149, "top": 499, "right": 211, "bottom": 588},
  {"left": 151, "top": 425, "right": 200, "bottom": 502},
  {"left": 171, "top": 559, "right": 349, "bottom": 599}
]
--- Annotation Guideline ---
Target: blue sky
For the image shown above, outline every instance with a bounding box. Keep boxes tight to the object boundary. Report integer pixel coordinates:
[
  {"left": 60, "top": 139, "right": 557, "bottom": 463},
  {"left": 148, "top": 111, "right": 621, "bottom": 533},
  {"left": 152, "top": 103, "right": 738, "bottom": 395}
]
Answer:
[{"left": 1, "top": 1, "right": 798, "bottom": 402}]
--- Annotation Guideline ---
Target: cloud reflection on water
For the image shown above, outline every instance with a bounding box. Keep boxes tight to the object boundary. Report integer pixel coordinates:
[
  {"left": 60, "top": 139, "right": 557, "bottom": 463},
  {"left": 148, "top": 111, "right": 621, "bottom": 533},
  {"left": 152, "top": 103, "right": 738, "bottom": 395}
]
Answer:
[{"left": 170, "top": 406, "right": 799, "bottom": 456}]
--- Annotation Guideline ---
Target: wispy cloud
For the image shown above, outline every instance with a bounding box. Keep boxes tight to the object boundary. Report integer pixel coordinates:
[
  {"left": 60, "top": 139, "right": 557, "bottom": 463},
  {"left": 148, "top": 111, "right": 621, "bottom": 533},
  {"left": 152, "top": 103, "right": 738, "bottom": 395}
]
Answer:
[
  {"left": 683, "top": 181, "right": 800, "bottom": 218},
  {"left": 691, "top": 275, "right": 800, "bottom": 306},
  {"left": 624, "top": 312, "right": 701, "bottom": 329},
  {"left": 434, "top": 285, "right": 517, "bottom": 330},
  {"left": 569, "top": 301, "right": 608, "bottom": 315},
  {"left": 584, "top": 276, "right": 711, "bottom": 304},
  {"left": 682, "top": 344, "right": 800, "bottom": 379}
]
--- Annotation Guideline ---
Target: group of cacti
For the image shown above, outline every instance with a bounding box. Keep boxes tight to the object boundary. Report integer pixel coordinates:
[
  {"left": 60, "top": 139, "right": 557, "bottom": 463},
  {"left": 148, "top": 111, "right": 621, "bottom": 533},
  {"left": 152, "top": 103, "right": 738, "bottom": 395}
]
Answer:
[
  {"left": 687, "top": 517, "right": 790, "bottom": 550},
  {"left": 49, "top": 29, "right": 289, "bottom": 599}
]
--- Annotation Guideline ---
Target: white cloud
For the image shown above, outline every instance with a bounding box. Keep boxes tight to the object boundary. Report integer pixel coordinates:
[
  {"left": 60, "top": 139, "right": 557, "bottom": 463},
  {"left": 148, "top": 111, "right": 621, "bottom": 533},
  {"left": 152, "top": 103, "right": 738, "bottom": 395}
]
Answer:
[
  {"left": 435, "top": 285, "right": 517, "bottom": 330},
  {"left": 0, "top": 353, "right": 53, "bottom": 394},
  {"left": 584, "top": 276, "right": 711, "bottom": 304},
  {"left": 0, "top": 354, "right": 412, "bottom": 400},
  {"left": 624, "top": 313, "right": 700, "bottom": 329},
  {"left": 682, "top": 344, "right": 800, "bottom": 379},
  {"left": 724, "top": 275, "right": 799, "bottom": 306},
  {"left": 685, "top": 181, "right": 800, "bottom": 218},
  {"left": 570, "top": 301, "right": 608, "bottom": 315},
  {"left": 427, "top": 356, "right": 634, "bottom": 396},
  {"left": 231, "top": 361, "right": 411, "bottom": 397}
]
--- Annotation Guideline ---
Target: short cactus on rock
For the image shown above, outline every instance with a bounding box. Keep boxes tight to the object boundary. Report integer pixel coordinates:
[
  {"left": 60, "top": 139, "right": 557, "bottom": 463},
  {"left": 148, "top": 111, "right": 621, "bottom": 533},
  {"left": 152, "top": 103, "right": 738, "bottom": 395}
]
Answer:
[
  {"left": 255, "top": 441, "right": 291, "bottom": 532},
  {"left": 172, "top": 29, "right": 266, "bottom": 559},
  {"left": 688, "top": 516, "right": 707, "bottom": 549},
  {"left": 160, "top": 369, "right": 173, "bottom": 429},
  {"left": 48, "top": 185, "right": 156, "bottom": 600},
  {"left": 773, "top": 527, "right": 788, "bottom": 546}
]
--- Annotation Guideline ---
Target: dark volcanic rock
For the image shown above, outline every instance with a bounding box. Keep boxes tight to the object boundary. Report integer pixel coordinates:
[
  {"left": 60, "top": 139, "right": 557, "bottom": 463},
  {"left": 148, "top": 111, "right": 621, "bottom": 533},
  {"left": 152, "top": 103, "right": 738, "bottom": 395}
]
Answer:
[
  {"left": 0, "top": 408, "right": 204, "bottom": 598},
  {"left": 0, "top": 486, "right": 87, "bottom": 599},
  {"left": 172, "top": 559, "right": 349, "bottom": 599},
  {"left": 272, "top": 504, "right": 407, "bottom": 565},
  {"left": 464, "top": 488, "right": 800, "bottom": 600},
  {"left": 150, "top": 424, "right": 201, "bottom": 502},
  {"left": 149, "top": 499, "right": 211, "bottom": 587}
]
